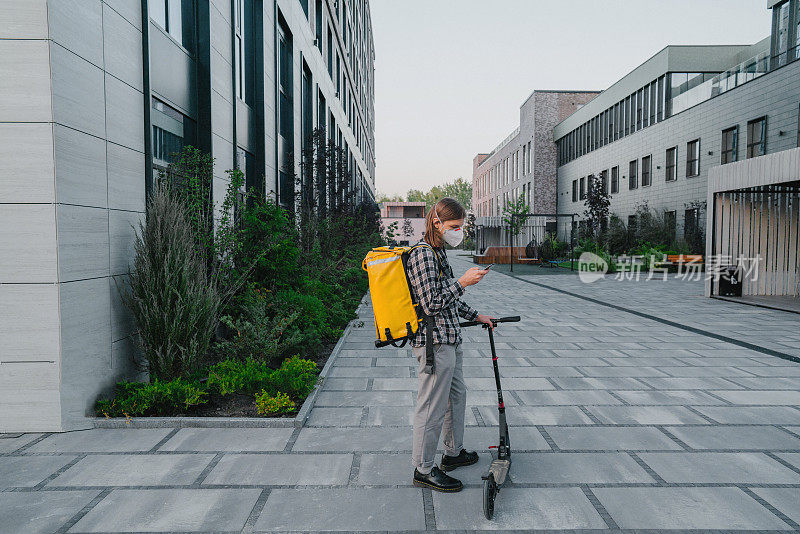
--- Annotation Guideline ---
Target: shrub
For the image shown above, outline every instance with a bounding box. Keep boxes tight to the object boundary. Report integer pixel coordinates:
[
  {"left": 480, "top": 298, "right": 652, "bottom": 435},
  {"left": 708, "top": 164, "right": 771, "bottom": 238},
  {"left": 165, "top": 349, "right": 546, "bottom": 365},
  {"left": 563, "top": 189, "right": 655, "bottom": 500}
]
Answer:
[
  {"left": 255, "top": 391, "right": 295, "bottom": 416},
  {"left": 206, "top": 357, "right": 274, "bottom": 396},
  {"left": 120, "top": 181, "right": 222, "bottom": 380},
  {"left": 270, "top": 356, "right": 319, "bottom": 397},
  {"left": 96, "top": 378, "right": 208, "bottom": 417},
  {"left": 214, "top": 295, "right": 302, "bottom": 365},
  {"left": 604, "top": 214, "right": 630, "bottom": 256}
]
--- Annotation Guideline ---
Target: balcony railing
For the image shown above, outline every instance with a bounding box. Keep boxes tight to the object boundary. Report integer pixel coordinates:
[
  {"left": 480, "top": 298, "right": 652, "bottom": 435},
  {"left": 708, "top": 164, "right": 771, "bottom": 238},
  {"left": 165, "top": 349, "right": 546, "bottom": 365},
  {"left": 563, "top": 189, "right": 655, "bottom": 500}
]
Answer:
[
  {"left": 670, "top": 50, "right": 771, "bottom": 116},
  {"left": 484, "top": 127, "right": 520, "bottom": 161}
]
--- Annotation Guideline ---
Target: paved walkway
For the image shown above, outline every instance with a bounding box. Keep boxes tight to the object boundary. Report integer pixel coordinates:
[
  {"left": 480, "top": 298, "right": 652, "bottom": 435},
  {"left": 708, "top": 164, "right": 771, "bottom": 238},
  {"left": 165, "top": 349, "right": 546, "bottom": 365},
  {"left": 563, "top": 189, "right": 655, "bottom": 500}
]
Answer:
[{"left": 3, "top": 252, "right": 800, "bottom": 532}]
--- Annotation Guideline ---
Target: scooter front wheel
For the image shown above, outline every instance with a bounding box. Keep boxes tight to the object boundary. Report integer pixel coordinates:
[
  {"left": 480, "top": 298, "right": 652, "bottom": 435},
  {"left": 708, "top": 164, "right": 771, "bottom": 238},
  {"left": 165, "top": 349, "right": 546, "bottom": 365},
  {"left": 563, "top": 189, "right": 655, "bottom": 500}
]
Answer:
[{"left": 483, "top": 474, "right": 497, "bottom": 520}]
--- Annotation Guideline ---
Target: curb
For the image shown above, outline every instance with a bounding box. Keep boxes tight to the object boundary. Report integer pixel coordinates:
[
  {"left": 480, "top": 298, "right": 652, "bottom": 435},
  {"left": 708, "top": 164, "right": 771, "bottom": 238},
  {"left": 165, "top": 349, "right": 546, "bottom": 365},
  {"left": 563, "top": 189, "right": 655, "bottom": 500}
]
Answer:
[{"left": 92, "top": 296, "right": 368, "bottom": 430}]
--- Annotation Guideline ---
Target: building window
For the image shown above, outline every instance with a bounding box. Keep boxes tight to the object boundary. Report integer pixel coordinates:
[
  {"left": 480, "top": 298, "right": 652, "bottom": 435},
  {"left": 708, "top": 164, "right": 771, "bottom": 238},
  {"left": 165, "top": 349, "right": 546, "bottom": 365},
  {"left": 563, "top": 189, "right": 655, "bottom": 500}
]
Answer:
[
  {"left": 600, "top": 169, "right": 609, "bottom": 195},
  {"left": 150, "top": 0, "right": 193, "bottom": 51},
  {"left": 579, "top": 176, "right": 586, "bottom": 200},
  {"left": 628, "top": 215, "right": 637, "bottom": 234},
  {"left": 629, "top": 159, "right": 638, "bottom": 189},
  {"left": 721, "top": 126, "right": 738, "bottom": 164},
  {"left": 684, "top": 208, "right": 700, "bottom": 240},
  {"left": 300, "top": 0, "right": 309, "bottom": 18},
  {"left": 665, "top": 210, "right": 676, "bottom": 240},
  {"left": 657, "top": 76, "right": 664, "bottom": 121},
  {"left": 636, "top": 89, "right": 643, "bottom": 130},
  {"left": 641, "top": 155, "right": 651, "bottom": 187},
  {"left": 611, "top": 166, "right": 619, "bottom": 194},
  {"left": 747, "top": 117, "right": 767, "bottom": 158},
  {"left": 649, "top": 82, "right": 657, "bottom": 125},
  {"left": 278, "top": 21, "right": 294, "bottom": 207},
  {"left": 686, "top": 139, "right": 700, "bottom": 176},
  {"left": 572, "top": 180, "right": 578, "bottom": 202},
  {"left": 772, "top": 0, "right": 791, "bottom": 67},
  {"left": 234, "top": 0, "right": 255, "bottom": 104},
  {"left": 665, "top": 147, "right": 677, "bottom": 181},
  {"left": 315, "top": 0, "right": 323, "bottom": 50}
]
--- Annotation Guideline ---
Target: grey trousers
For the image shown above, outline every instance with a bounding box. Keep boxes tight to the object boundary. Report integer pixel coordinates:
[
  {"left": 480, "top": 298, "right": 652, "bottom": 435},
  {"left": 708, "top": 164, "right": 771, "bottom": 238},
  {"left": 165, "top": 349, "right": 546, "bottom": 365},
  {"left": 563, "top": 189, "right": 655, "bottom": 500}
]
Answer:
[{"left": 411, "top": 343, "right": 466, "bottom": 472}]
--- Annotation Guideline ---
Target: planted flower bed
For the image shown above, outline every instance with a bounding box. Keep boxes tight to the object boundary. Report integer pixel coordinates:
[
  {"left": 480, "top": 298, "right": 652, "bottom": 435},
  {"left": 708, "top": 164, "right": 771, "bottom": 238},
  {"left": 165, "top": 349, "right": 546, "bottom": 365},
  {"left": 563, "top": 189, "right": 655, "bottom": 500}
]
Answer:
[{"left": 96, "top": 138, "right": 380, "bottom": 420}]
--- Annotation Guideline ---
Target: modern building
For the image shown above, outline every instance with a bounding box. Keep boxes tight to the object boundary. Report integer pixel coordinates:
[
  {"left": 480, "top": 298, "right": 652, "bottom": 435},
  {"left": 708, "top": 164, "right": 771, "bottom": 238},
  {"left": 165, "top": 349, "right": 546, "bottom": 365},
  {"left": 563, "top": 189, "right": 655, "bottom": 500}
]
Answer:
[
  {"left": 380, "top": 201, "right": 426, "bottom": 246},
  {"left": 472, "top": 90, "right": 599, "bottom": 250},
  {"left": 0, "top": 0, "right": 375, "bottom": 432},
  {"left": 554, "top": 0, "right": 800, "bottom": 249}
]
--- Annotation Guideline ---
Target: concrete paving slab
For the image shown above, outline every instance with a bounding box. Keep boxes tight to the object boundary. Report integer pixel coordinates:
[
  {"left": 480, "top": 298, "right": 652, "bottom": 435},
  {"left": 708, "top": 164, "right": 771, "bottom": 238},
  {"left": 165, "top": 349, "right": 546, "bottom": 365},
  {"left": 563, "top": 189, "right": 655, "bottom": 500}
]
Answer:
[
  {"left": 293, "top": 427, "right": 412, "bottom": 451},
  {"left": 159, "top": 428, "right": 294, "bottom": 451},
  {"left": 461, "top": 426, "right": 550, "bottom": 451},
  {"left": 594, "top": 487, "right": 791, "bottom": 530},
  {"left": 751, "top": 488, "right": 800, "bottom": 525},
  {"left": 611, "top": 389, "right": 726, "bottom": 405},
  {"left": 466, "top": 390, "right": 519, "bottom": 406},
  {"left": 0, "top": 455, "right": 77, "bottom": 488},
  {"left": 0, "top": 490, "right": 99, "bottom": 534},
  {"left": 328, "top": 366, "right": 411, "bottom": 377},
  {"left": 465, "top": 377, "right": 555, "bottom": 390},
  {"left": 552, "top": 376, "right": 652, "bottom": 389},
  {"left": 775, "top": 452, "right": 800, "bottom": 470},
  {"left": 0, "top": 432, "right": 42, "bottom": 453},
  {"left": 433, "top": 487, "right": 607, "bottom": 530},
  {"left": 657, "top": 366, "right": 758, "bottom": 377},
  {"left": 710, "top": 389, "right": 800, "bottom": 405},
  {"left": 694, "top": 405, "right": 800, "bottom": 424},
  {"left": 27, "top": 428, "right": 173, "bottom": 452},
  {"left": 68, "top": 488, "right": 260, "bottom": 532},
  {"left": 640, "top": 451, "right": 800, "bottom": 483},
  {"left": 499, "top": 366, "right": 583, "bottom": 377},
  {"left": 546, "top": 426, "right": 684, "bottom": 450},
  {"left": 49, "top": 453, "right": 214, "bottom": 486},
  {"left": 203, "top": 453, "right": 352, "bottom": 485},
  {"left": 587, "top": 405, "right": 710, "bottom": 425},
  {"left": 305, "top": 407, "right": 364, "bottom": 427},
  {"left": 665, "top": 425, "right": 800, "bottom": 450},
  {"left": 515, "top": 390, "right": 622, "bottom": 405},
  {"left": 477, "top": 405, "right": 593, "bottom": 426},
  {"left": 320, "top": 377, "right": 369, "bottom": 390},
  {"left": 638, "top": 376, "right": 743, "bottom": 389},
  {"left": 365, "top": 405, "right": 413, "bottom": 426},
  {"left": 314, "top": 390, "right": 414, "bottom": 406},
  {"left": 255, "top": 488, "right": 425, "bottom": 531},
  {"left": 726, "top": 376, "right": 800, "bottom": 389},
  {"left": 509, "top": 452, "right": 654, "bottom": 483},
  {"left": 579, "top": 366, "right": 670, "bottom": 377}
]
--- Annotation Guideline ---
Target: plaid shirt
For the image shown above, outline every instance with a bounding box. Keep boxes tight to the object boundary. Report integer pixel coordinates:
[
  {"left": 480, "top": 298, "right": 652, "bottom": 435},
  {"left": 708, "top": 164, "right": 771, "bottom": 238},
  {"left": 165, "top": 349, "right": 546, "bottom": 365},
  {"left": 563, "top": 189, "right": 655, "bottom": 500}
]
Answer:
[{"left": 406, "top": 243, "right": 479, "bottom": 347}]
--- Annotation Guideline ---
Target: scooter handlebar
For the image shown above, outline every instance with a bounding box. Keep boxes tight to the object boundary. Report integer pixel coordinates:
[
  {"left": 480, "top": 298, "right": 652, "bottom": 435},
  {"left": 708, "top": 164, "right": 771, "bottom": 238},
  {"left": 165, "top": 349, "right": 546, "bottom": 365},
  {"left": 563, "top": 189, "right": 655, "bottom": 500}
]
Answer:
[{"left": 459, "top": 316, "right": 520, "bottom": 328}]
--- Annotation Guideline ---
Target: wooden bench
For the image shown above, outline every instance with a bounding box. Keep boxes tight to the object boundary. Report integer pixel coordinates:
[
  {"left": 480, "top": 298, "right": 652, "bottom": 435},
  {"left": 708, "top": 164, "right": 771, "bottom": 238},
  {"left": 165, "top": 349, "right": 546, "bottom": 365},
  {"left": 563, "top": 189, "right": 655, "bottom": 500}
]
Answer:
[
  {"left": 666, "top": 254, "right": 704, "bottom": 265},
  {"left": 473, "top": 246, "right": 536, "bottom": 265}
]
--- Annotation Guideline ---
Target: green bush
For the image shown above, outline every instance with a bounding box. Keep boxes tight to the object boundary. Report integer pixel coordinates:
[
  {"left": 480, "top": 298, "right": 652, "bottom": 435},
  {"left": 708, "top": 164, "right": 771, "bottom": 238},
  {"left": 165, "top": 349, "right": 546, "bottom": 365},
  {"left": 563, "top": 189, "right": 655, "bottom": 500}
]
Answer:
[
  {"left": 256, "top": 391, "right": 295, "bottom": 416},
  {"left": 96, "top": 378, "right": 208, "bottom": 417},
  {"left": 206, "top": 357, "right": 273, "bottom": 396},
  {"left": 270, "top": 356, "right": 319, "bottom": 397},
  {"left": 120, "top": 181, "right": 222, "bottom": 380}
]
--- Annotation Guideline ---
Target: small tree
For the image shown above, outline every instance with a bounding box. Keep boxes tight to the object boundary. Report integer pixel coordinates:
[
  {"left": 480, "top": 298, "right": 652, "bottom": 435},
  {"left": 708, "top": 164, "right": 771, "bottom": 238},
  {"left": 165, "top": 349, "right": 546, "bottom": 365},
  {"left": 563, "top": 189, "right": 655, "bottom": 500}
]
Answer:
[
  {"left": 463, "top": 212, "right": 476, "bottom": 250},
  {"left": 502, "top": 194, "right": 531, "bottom": 242},
  {"left": 583, "top": 173, "right": 610, "bottom": 241},
  {"left": 402, "top": 218, "right": 414, "bottom": 240},
  {"left": 384, "top": 221, "right": 399, "bottom": 244}
]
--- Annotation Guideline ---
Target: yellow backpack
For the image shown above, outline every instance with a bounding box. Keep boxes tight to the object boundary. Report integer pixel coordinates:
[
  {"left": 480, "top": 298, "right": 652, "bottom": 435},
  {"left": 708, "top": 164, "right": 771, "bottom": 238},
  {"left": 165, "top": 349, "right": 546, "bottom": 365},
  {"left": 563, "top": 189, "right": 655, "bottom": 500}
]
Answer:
[{"left": 362, "top": 243, "right": 442, "bottom": 372}]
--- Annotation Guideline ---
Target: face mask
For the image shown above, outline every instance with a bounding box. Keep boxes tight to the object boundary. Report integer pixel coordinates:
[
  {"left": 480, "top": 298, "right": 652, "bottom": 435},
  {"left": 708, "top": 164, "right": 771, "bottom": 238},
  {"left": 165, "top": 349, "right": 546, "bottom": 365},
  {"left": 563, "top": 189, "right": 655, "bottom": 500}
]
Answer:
[{"left": 442, "top": 227, "right": 464, "bottom": 247}]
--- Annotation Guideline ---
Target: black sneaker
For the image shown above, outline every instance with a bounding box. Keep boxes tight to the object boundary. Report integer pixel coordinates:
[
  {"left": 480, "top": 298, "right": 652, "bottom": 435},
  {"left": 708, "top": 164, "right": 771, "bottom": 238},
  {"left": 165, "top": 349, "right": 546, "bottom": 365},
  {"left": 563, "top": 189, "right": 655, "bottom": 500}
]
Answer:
[
  {"left": 413, "top": 466, "right": 463, "bottom": 492},
  {"left": 440, "top": 449, "right": 479, "bottom": 471}
]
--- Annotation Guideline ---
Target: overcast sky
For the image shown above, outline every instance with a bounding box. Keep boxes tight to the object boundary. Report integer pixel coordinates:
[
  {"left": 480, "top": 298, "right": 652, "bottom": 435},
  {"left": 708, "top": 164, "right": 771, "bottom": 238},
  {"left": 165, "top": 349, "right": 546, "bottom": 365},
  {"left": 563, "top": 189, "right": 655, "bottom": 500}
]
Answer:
[{"left": 370, "top": 0, "right": 772, "bottom": 198}]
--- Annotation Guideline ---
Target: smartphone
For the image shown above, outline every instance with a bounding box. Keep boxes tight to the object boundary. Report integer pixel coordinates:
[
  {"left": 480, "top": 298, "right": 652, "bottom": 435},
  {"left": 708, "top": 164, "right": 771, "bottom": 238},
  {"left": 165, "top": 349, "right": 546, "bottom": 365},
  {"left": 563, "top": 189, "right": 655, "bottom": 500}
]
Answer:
[{"left": 482, "top": 263, "right": 494, "bottom": 271}]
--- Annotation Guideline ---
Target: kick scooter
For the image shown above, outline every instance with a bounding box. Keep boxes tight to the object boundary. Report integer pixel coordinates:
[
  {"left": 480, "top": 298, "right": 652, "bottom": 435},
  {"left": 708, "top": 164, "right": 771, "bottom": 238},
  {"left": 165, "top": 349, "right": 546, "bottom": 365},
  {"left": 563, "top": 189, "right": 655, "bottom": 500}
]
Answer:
[{"left": 459, "top": 315, "right": 520, "bottom": 519}]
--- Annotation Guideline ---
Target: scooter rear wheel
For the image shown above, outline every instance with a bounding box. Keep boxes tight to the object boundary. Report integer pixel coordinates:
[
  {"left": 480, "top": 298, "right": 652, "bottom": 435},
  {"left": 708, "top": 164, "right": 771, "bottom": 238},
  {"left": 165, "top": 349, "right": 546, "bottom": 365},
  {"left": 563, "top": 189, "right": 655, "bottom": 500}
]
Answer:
[{"left": 483, "top": 474, "right": 497, "bottom": 520}]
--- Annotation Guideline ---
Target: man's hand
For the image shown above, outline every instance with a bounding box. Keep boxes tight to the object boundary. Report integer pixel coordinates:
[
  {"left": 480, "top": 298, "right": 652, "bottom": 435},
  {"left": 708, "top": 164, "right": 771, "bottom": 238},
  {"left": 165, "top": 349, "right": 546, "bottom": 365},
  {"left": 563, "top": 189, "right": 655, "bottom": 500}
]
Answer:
[
  {"left": 476, "top": 314, "right": 498, "bottom": 329},
  {"left": 459, "top": 267, "right": 488, "bottom": 287}
]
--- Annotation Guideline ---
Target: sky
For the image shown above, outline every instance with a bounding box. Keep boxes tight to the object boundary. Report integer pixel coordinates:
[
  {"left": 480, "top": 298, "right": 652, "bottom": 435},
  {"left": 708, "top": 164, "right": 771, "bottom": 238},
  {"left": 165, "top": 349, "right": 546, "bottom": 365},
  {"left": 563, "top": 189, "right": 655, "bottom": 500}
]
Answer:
[{"left": 370, "top": 0, "right": 773, "bottom": 198}]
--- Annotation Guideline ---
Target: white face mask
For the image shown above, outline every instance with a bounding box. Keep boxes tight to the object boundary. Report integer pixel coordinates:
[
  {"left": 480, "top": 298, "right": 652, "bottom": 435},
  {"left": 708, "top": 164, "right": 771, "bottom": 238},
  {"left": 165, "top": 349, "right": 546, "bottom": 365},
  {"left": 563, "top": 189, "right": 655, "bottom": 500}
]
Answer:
[{"left": 442, "top": 227, "right": 464, "bottom": 247}]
